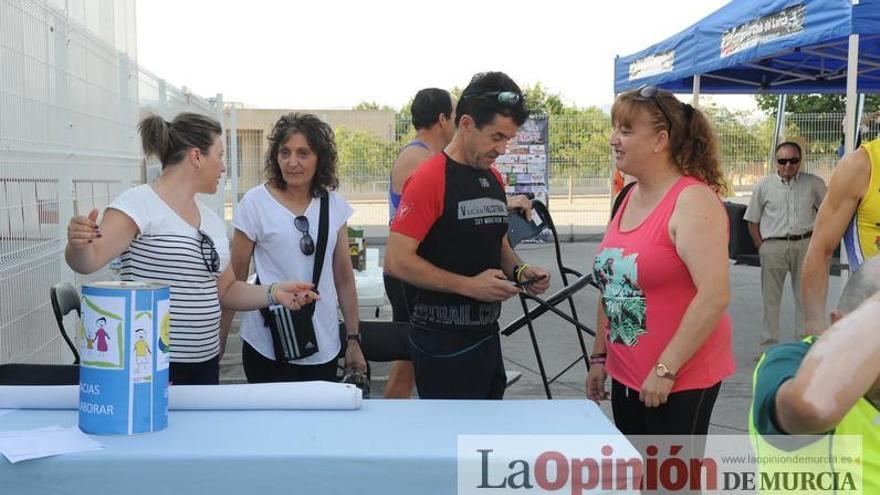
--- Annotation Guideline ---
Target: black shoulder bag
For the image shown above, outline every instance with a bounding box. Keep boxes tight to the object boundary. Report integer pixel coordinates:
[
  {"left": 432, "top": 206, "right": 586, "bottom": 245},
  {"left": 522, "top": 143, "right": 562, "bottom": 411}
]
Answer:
[
  {"left": 611, "top": 181, "right": 637, "bottom": 220},
  {"left": 257, "top": 193, "right": 329, "bottom": 362}
]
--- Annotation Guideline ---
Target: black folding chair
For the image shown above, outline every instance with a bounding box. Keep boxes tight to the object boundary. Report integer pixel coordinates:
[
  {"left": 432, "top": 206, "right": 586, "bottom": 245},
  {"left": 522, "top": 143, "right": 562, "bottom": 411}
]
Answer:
[
  {"left": 337, "top": 320, "right": 412, "bottom": 397},
  {"left": 502, "top": 200, "right": 598, "bottom": 399},
  {"left": 0, "top": 283, "right": 82, "bottom": 385},
  {"left": 50, "top": 282, "right": 81, "bottom": 364},
  {"left": 0, "top": 363, "right": 79, "bottom": 385}
]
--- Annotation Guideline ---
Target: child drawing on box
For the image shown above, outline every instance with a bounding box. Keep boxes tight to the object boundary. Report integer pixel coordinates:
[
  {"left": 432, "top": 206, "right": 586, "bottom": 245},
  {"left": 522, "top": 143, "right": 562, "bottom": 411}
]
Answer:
[
  {"left": 95, "top": 317, "right": 110, "bottom": 355},
  {"left": 134, "top": 328, "right": 151, "bottom": 374}
]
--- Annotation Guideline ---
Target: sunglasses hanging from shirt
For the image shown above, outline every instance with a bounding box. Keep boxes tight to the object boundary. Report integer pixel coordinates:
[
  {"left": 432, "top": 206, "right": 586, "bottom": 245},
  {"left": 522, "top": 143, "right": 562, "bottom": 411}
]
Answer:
[
  {"left": 294, "top": 214, "right": 315, "bottom": 255},
  {"left": 256, "top": 194, "right": 329, "bottom": 362},
  {"left": 198, "top": 229, "right": 221, "bottom": 273}
]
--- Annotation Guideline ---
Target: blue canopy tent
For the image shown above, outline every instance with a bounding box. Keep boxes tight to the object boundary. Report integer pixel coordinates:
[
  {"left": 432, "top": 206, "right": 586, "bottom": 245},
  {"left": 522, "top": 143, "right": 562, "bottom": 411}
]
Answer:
[{"left": 614, "top": 0, "right": 880, "bottom": 153}]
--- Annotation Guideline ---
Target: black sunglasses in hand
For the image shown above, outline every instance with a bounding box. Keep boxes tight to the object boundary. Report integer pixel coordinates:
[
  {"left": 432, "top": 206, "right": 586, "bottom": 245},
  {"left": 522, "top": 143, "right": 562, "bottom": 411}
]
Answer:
[
  {"left": 515, "top": 274, "right": 548, "bottom": 289},
  {"left": 294, "top": 215, "right": 315, "bottom": 256},
  {"left": 198, "top": 230, "right": 220, "bottom": 273}
]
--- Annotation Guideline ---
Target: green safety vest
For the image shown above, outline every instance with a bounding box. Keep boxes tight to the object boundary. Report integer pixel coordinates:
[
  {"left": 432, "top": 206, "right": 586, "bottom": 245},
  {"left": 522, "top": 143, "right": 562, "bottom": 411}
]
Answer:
[{"left": 749, "top": 336, "right": 879, "bottom": 494}]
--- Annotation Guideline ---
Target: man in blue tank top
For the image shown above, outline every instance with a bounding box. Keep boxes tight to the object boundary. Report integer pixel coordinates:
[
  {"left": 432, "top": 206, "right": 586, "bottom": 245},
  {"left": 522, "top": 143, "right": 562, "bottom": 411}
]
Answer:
[{"left": 384, "top": 88, "right": 457, "bottom": 398}]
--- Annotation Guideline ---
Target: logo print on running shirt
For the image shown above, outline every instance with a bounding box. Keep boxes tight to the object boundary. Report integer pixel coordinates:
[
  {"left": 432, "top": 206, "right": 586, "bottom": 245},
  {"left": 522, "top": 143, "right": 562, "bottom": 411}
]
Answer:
[
  {"left": 397, "top": 202, "right": 413, "bottom": 221},
  {"left": 479, "top": 178, "right": 490, "bottom": 189}
]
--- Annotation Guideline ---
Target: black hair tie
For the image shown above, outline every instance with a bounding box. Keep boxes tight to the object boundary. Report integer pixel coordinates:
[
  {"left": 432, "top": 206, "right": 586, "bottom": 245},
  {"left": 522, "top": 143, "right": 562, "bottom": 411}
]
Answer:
[{"left": 683, "top": 103, "right": 695, "bottom": 123}]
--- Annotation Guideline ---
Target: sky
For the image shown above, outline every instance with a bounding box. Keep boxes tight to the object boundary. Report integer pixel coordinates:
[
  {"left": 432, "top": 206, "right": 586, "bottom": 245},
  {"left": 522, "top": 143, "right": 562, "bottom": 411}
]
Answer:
[{"left": 135, "top": 0, "right": 757, "bottom": 111}]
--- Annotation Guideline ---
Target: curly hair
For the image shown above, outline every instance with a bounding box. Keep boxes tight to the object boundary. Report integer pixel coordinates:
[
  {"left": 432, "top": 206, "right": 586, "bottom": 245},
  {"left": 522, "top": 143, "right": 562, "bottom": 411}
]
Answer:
[
  {"left": 612, "top": 90, "right": 728, "bottom": 196},
  {"left": 264, "top": 113, "right": 338, "bottom": 197}
]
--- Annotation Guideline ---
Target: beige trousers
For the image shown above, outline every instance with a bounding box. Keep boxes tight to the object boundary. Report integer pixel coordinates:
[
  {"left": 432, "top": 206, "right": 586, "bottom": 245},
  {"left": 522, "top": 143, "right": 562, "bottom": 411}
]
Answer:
[{"left": 758, "top": 237, "right": 811, "bottom": 352}]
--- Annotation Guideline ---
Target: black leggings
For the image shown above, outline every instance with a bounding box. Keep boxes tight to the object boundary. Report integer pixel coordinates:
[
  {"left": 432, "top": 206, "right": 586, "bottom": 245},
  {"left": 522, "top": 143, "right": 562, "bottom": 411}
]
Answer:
[
  {"left": 170, "top": 356, "right": 219, "bottom": 385},
  {"left": 242, "top": 341, "right": 338, "bottom": 383},
  {"left": 611, "top": 379, "right": 721, "bottom": 436},
  {"left": 612, "top": 379, "right": 721, "bottom": 464},
  {"left": 409, "top": 327, "right": 506, "bottom": 400}
]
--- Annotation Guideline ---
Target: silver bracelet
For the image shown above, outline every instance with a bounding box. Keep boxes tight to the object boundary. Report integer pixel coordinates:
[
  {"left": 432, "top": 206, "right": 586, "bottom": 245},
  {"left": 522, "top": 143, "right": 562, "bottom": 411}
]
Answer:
[{"left": 267, "top": 283, "right": 278, "bottom": 306}]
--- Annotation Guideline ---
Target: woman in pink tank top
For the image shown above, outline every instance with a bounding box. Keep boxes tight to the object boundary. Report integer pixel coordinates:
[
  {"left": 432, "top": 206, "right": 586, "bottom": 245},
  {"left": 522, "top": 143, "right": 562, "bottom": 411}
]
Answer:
[{"left": 586, "top": 86, "right": 736, "bottom": 436}]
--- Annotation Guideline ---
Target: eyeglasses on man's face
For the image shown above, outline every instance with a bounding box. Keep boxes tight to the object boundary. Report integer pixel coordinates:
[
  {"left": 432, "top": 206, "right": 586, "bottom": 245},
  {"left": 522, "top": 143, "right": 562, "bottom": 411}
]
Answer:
[
  {"left": 777, "top": 157, "right": 801, "bottom": 166},
  {"left": 294, "top": 215, "right": 315, "bottom": 256}
]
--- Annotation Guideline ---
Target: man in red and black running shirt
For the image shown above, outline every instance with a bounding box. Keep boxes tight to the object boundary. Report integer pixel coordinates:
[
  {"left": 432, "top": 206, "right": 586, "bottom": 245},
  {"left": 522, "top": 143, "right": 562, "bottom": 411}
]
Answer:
[{"left": 385, "top": 72, "right": 551, "bottom": 399}]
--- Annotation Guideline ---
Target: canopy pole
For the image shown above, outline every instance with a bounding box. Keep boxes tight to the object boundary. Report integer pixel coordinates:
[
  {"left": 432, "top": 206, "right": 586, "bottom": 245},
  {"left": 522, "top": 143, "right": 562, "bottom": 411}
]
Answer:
[
  {"left": 228, "top": 104, "right": 239, "bottom": 209},
  {"left": 839, "top": 30, "right": 860, "bottom": 284},
  {"left": 770, "top": 95, "right": 787, "bottom": 174},
  {"left": 692, "top": 75, "right": 701, "bottom": 107},
  {"left": 844, "top": 33, "right": 860, "bottom": 154},
  {"left": 857, "top": 94, "right": 866, "bottom": 125}
]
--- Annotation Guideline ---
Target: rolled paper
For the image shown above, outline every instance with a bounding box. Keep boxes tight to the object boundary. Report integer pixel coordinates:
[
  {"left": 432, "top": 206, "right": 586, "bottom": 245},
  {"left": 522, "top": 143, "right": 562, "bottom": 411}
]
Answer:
[{"left": 0, "top": 382, "right": 362, "bottom": 411}]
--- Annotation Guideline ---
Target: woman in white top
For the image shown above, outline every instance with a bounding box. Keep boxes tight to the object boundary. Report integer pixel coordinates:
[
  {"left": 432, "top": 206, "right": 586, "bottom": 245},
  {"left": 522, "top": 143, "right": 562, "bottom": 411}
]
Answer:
[
  {"left": 65, "top": 112, "right": 317, "bottom": 385},
  {"left": 230, "top": 113, "right": 366, "bottom": 382}
]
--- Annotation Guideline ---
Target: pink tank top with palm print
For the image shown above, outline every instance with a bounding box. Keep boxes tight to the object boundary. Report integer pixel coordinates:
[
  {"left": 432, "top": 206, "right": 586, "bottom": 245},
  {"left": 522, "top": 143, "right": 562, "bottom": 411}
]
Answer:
[{"left": 593, "top": 175, "right": 735, "bottom": 393}]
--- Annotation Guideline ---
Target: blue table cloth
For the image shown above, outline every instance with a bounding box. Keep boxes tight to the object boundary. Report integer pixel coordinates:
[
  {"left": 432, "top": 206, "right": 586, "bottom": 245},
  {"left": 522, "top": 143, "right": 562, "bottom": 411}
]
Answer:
[{"left": 1, "top": 399, "right": 629, "bottom": 494}]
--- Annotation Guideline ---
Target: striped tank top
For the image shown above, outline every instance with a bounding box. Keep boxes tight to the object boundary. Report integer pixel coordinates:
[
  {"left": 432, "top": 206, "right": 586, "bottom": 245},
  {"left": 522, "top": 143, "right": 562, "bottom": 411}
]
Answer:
[{"left": 844, "top": 138, "right": 880, "bottom": 271}]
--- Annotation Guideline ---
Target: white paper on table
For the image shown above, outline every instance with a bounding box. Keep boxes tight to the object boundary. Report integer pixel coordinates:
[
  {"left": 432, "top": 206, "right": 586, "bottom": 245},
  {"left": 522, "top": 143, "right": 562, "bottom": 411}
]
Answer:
[
  {"left": 170, "top": 382, "right": 362, "bottom": 410},
  {"left": 0, "top": 381, "right": 362, "bottom": 410},
  {"left": 0, "top": 425, "right": 103, "bottom": 463}
]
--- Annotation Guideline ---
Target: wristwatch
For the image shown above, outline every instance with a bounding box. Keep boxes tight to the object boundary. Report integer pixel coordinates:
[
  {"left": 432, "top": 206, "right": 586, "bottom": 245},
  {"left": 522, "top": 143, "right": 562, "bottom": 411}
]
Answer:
[
  {"left": 347, "top": 333, "right": 361, "bottom": 344},
  {"left": 655, "top": 363, "right": 676, "bottom": 380}
]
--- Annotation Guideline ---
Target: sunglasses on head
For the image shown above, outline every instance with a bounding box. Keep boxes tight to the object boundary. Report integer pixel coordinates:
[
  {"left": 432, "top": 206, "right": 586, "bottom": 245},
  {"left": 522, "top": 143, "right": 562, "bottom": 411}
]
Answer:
[
  {"left": 777, "top": 157, "right": 801, "bottom": 165},
  {"left": 294, "top": 215, "right": 315, "bottom": 256},
  {"left": 198, "top": 230, "right": 220, "bottom": 273},
  {"left": 460, "top": 90, "right": 523, "bottom": 107},
  {"left": 633, "top": 85, "right": 674, "bottom": 133}
]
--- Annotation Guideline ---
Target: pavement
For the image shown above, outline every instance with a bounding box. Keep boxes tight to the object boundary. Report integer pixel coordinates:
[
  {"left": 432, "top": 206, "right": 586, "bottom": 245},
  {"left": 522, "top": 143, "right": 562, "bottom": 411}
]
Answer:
[{"left": 220, "top": 240, "right": 843, "bottom": 435}]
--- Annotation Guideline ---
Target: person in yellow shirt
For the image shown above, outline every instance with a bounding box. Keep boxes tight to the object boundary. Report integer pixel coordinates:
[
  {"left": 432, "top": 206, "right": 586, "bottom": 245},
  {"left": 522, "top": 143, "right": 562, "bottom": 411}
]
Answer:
[{"left": 802, "top": 137, "right": 880, "bottom": 333}]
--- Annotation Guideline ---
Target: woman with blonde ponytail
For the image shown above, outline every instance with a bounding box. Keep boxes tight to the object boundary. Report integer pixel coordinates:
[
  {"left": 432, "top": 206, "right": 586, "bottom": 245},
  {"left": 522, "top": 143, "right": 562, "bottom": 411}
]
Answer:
[
  {"left": 586, "top": 87, "right": 735, "bottom": 438},
  {"left": 65, "top": 112, "right": 317, "bottom": 384}
]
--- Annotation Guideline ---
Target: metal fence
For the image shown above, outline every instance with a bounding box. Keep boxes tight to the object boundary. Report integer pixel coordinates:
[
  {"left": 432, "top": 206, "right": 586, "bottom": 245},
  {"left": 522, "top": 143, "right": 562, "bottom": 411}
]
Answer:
[
  {"left": 0, "top": 0, "right": 223, "bottom": 364},
  {"left": 226, "top": 109, "right": 871, "bottom": 232},
  {"left": 5, "top": 0, "right": 874, "bottom": 366}
]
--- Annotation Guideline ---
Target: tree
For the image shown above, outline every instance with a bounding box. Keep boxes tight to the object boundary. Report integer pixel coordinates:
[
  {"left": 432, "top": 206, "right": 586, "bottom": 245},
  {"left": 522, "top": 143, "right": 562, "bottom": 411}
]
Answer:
[
  {"left": 546, "top": 106, "right": 612, "bottom": 178},
  {"left": 352, "top": 101, "right": 395, "bottom": 112},
  {"left": 702, "top": 103, "right": 775, "bottom": 181},
  {"left": 756, "top": 94, "right": 880, "bottom": 114},
  {"left": 521, "top": 82, "right": 565, "bottom": 115},
  {"left": 334, "top": 126, "right": 399, "bottom": 177}
]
